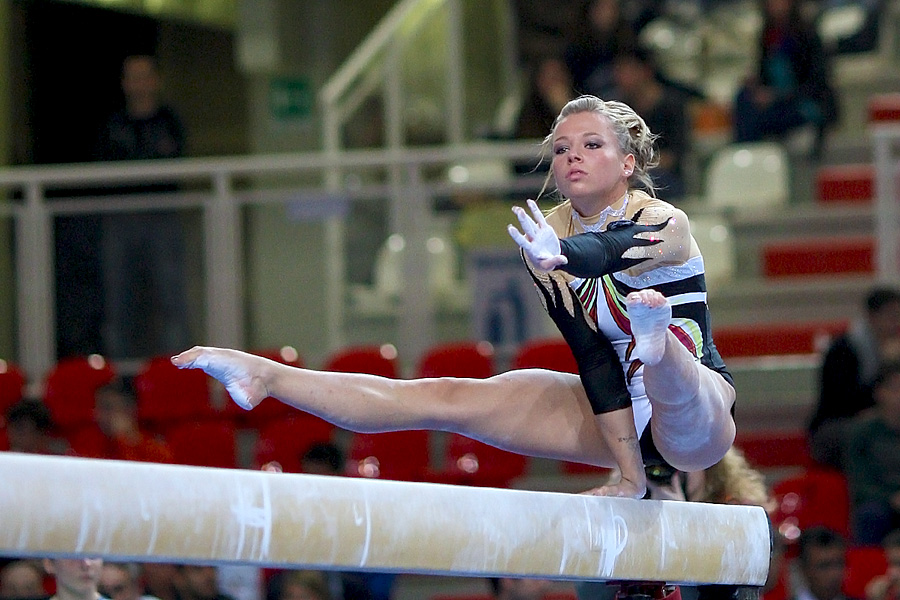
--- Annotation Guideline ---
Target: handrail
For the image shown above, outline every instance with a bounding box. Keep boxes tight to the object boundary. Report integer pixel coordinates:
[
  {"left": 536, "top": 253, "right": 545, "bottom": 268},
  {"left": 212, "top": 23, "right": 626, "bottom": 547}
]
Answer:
[
  {"left": 0, "top": 141, "right": 547, "bottom": 387},
  {"left": 0, "top": 141, "right": 542, "bottom": 187},
  {"left": 318, "top": 0, "right": 445, "bottom": 106}
]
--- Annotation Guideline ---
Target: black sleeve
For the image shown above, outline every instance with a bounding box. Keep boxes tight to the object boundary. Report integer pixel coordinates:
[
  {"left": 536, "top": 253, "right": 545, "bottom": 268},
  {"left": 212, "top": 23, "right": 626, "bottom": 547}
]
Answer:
[
  {"left": 557, "top": 217, "right": 669, "bottom": 278},
  {"left": 524, "top": 258, "right": 631, "bottom": 414}
]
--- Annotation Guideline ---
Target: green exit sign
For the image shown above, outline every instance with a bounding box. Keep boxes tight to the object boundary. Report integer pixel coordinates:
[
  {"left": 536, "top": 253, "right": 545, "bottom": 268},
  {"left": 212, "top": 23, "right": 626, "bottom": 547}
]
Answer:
[{"left": 269, "top": 77, "right": 313, "bottom": 121}]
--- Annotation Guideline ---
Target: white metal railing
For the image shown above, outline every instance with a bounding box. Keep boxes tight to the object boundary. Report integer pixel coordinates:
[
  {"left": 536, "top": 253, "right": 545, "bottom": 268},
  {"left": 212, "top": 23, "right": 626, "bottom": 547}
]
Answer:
[
  {"left": 319, "top": 0, "right": 518, "bottom": 163},
  {"left": 320, "top": 0, "right": 461, "bottom": 163},
  {"left": 0, "top": 141, "right": 546, "bottom": 387},
  {"left": 870, "top": 122, "right": 900, "bottom": 281}
]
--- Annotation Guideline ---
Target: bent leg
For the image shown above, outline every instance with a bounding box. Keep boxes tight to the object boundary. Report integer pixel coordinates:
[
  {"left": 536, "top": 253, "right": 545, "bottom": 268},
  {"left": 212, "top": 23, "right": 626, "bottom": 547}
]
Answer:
[
  {"left": 173, "top": 346, "right": 618, "bottom": 467},
  {"left": 626, "top": 292, "right": 736, "bottom": 472}
]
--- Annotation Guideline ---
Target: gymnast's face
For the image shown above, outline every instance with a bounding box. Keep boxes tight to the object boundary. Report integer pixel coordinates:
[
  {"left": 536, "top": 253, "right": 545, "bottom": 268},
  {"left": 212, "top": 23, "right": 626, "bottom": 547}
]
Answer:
[{"left": 551, "top": 111, "right": 634, "bottom": 215}]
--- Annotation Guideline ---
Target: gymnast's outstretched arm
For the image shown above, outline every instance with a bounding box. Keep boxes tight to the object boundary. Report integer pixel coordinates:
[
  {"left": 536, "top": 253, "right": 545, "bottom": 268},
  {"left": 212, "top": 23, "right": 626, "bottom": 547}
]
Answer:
[{"left": 171, "top": 347, "right": 621, "bottom": 469}]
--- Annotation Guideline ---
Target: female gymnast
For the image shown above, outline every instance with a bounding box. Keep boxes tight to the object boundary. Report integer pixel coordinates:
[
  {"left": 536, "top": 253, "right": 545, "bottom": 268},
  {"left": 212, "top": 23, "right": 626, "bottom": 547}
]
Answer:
[{"left": 172, "top": 95, "right": 735, "bottom": 499}]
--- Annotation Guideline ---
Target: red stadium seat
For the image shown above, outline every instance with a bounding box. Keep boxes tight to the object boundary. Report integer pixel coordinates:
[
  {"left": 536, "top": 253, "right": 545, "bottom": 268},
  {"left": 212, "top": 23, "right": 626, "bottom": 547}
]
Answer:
[
  {"left": 713, "top": 321, "right": 847, "bottom": 358},
  {"left": 762, "top": 237, "right": 874, "bottom": 278},
  {"left": 0, "top": 359, "right": 27, "bottom": 415},
  {"left": 253, "top": 416, "right": 336, "bottom": 473},
  {"left": 229, "top": 346, "right": 304, "bottom": 428},
  {"left": 415, "top": 341, "right": 495, "bottom": 379},
  {"left": 43, "top": 355, "right": 116, "bottom": 433},
  {"left": 734, "top": 430, "right": 813, "bottom": 469},
  {"left": 868, "top": 93, "right": 900, "bottom": 124},
  {"left": 348, "top": 429, "right": 431, "bottom": 481},
  {"left": 322, "top": 344, "right": 400, "bottom": 378},
  {"left": 771, "top": 468, "right": 851, "bottom": 542},
  {"left": 166, "top": 420, "right": 238, "bottom": 469},
  {"left": 135, "top": 355, "right": 217, "bottom": 432},
  {"left": 431, "top": 433, "right": 529, "bottom": 488},
  {"left": 815, "top": 164, "right": 874, "bottom": 205},
  {"left": 511, "top": 338, "right": 578, "bottom": 373},
  {"left": 843, "top": 546, "right": 888, "bottom": 599}
]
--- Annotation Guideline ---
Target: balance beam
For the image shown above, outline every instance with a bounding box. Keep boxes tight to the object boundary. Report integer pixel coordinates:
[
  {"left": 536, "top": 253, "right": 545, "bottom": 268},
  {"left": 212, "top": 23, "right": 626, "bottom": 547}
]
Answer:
[{"left": 0, "top": 453, "right": 770, "bottom": 585}]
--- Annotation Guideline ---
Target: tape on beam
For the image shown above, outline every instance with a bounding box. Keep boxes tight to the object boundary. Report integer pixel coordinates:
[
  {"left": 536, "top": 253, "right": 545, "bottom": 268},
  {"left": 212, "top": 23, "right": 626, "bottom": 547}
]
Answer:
[{"left": 0, "top": 453, "right": 770, "bottom": 585}]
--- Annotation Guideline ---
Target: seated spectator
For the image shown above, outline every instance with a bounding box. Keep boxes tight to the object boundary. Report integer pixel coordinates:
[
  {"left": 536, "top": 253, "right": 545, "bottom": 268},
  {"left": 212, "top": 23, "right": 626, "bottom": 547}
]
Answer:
[
  {"left": 140, "top": 564, "right": 185, "bottom": 600},
  {"left": 99, "top": 562, "right": 160, "bottom": 600},
  {"left": 70, "top": 378, "right": 174, "bottom": 463},
  {"left": 488, "top": 577, "right": 554, "bottom": 600},
  {"left": 4, "top": 399, "right": 63, "bottom": 455},
  {"left": 563, "top": 0, "right": 637, "bottom": 99},
  {"left": 610, "top": 46, "right": 690, "bottom": 200},
  {"left": 866, "top": 529, "right": 900, "bottom": 600},
  {"left": 42, "top": 558, "right": 104, "bottom": 600},
  {"left": 300, "top": 442, "right": 346, "bottom": 476},
  {"left": 177, "top": 566, "right": 235, "bottom": 600},
  {"left": 266, "top": 570, "right": 368, "bottom": 600},
  {"left": 0, "top": 560, "right": 48, "bottom": 600},
  {"left": 846, "top": 362, "right": 900, "bottom": 545},
  {"left": 809, "top": 287, "right": 900, "bottom": 471},
  {"left": 514, "top": 57, "right": 575, "bottom": 141},
  {"left": 265, "top": 571, "right": 331, "bottom": 600},
  {"left": 790, "top": 527, "right": 858, "bottom": 600},
  {"left": 732, "top": 0, "right": 839, "bottom": 157}
]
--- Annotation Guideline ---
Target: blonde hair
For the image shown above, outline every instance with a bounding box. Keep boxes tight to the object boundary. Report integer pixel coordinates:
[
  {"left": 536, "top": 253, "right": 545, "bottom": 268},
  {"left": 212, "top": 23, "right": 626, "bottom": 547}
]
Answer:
[
  {"left": 697, "top": 446, "right": 774, "bottom": 512},
  {"left": 537, "top": 95, "right": 660, "bottom": 199}
]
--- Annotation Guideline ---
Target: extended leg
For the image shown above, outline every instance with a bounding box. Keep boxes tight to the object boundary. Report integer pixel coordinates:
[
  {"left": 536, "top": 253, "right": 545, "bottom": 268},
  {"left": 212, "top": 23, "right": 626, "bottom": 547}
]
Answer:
[
  {"left": 626, "top": 291, "right": 736, "bottom": 472},
  {"left": 172, "top": 347, "right": 619, "bottom": 467}
]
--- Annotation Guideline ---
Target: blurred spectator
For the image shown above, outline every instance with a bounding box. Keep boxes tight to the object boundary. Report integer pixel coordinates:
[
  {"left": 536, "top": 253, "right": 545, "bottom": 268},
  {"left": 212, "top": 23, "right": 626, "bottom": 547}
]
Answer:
[
  {"left": 266, "top": 570, "right": 369, "bottom": 600},
  {"left": 866, "top": 529, "right": 900, "bottom": 600},
  {"left": 94, "top": 54, "right": 191, "bottom": 360},
  {"left": 0, "top": 560, "right": 47, "bottom": 600},
  {"left": 140, "top": 564, "right": 186, "bottom": 600},
  {"left": 845, "top": 362, "right": 900, "bottom": 545},
  {"left": 300, "top": 442, "right": 346, "bottom": 476},
  {"left": 99, "top": 562, "right": 160, "bottom": 600},
  {"left": 488, "top": 577, "right": 554, "bottom": 600},
  {"left": 266, "top": 572, "right": 331, "bottom": 600},
  {"left": 4, "top": 399, "right": 62, "bottom": 455},
  {"left": 790, "top": 527, "right": 858, "bottom": 600},
  {"left": 809, "top": 287, "right": 900, "bottom": 471},
  {"left": 42, "top": 558, "right": 104, "bottom": 600},
  {"left": 610, "top": 46, "right": 690, "bottom": 200},
  {"left": 177, "top": 566, "right": 235, "bottom": 600},
  {"left": 732, "top": 0, "right": 839, "bottom": 157},
  {"left": 70, "top": 378, "right": 174, "bottom": 463},
  {"left": 563, "top": 0, "right": 637, "bottom": 98},
  {"left": 514, "top": 57, "right": 575, "bottom": 140}
]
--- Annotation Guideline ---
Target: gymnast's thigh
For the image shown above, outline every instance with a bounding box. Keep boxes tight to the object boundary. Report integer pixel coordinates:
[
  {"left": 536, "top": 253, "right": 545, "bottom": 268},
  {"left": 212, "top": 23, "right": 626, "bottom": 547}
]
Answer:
[{"left": 455, "top": 369, "right": 615, "bottom": 465}]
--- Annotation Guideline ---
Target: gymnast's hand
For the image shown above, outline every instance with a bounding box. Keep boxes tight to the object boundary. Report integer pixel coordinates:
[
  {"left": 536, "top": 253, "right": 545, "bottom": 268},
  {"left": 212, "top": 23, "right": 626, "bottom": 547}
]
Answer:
[
  {"left": 507, "top": 199, "right": 568, "bottom": 272},
  {"left": 171, "top": 346, "right": 269, "bottom": 411}
]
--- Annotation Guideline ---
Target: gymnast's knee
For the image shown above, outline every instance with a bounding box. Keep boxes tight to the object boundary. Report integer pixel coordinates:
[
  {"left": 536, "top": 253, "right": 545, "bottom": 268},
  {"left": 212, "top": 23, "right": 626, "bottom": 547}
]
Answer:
[{"left": 653, "top": 419, "right": 735, "bottom": 473}]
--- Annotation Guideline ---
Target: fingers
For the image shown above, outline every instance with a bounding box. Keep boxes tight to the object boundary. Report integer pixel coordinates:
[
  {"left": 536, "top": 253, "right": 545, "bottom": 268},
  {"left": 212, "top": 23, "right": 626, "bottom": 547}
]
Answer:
[
  {"left": 527, "top": 199, "right": 549, "bottom": 228},
  {"left": 512, "top": 205, "right": 538, "bottom": 239},
  {"left": 507, "top": 224, "right": 529, "bottom": 249},
  {"left": 539, "top": 255, "right": 568, "bottom": 271}
]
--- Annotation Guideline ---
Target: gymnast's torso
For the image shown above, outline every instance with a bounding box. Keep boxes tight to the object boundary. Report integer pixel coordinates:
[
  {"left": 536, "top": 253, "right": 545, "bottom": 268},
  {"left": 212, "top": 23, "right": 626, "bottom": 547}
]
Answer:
[{"left": 539, "top": 190, "right": 732, "bottom": 433}]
